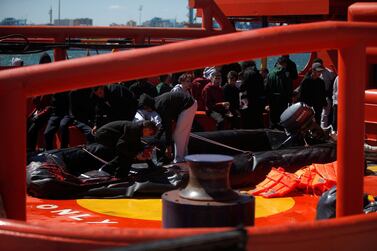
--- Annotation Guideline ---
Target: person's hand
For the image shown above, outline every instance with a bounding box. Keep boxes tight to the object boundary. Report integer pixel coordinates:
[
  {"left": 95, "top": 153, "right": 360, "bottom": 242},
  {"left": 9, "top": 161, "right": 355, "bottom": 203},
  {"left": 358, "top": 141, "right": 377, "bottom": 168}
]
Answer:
[
  {"left": 222, "top": 102, "right": 230, "bottom": 110},
  {"left": 265, "top": 105, "right": 270, "bottom": 112},
  {"left": 136, "top": 152, "right": 147, "bottom": 161},
  {"left": 165, "top": 146, "right": 173, "bottom": 160},
  {"left": 136, "top": 147, "right": 153, "bottom": 161},
  {"left": 31, "top": 114, "right": 39, "bottom": 122},
  {"left": 91, "top": 126, "right": 97, "bottom": 135}
]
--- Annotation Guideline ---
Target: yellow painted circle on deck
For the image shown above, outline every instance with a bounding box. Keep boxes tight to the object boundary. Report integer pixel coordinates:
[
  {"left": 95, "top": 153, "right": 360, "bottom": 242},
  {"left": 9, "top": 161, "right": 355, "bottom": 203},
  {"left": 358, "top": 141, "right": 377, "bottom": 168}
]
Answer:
[
  {"left": 77, "top": 199, "right": 162, "bottom": 221},
  {"left": 77, "top": 196, "right": 295, "bottom": 221},
  {"left": 368, "top": 165, "right": 377, "bottom": 172},
  {"left": 254, "top": 196, "right": 295, "bottom": 217}
]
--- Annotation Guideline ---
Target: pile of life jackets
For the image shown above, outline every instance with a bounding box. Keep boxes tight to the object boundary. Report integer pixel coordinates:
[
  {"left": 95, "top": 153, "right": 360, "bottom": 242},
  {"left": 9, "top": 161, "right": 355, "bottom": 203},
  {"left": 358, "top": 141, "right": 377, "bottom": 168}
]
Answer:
[{"left": 248, "top": 161, "right": 337, "bottom": 198}]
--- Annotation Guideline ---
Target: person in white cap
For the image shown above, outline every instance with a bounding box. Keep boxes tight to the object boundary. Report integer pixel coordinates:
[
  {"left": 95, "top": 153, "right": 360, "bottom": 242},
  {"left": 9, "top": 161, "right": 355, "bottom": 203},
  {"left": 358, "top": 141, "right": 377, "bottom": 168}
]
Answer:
[{"left": 11, "top": 57, "right": 24, "bottom": 66}]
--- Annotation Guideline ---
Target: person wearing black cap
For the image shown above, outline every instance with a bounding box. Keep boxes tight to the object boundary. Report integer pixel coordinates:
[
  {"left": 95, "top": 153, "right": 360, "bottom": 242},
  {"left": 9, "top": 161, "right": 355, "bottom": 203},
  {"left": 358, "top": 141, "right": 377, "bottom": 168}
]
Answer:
[
  {"left": 154, "top": 91, "right": 197, "bottom": 163},
  {"left": 95, "top": 120, "right": 157, "bottom": 177},
  {"left": 297, "top": 62, "right": 327, "bottom": 124}
]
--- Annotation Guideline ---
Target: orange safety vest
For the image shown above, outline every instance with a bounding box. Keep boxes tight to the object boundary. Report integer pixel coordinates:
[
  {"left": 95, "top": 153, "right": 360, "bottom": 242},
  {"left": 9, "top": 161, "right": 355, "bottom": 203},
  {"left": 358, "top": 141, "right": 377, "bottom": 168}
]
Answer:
[{"left": 248, "top": 161, "right": 337, "bottom": 198}]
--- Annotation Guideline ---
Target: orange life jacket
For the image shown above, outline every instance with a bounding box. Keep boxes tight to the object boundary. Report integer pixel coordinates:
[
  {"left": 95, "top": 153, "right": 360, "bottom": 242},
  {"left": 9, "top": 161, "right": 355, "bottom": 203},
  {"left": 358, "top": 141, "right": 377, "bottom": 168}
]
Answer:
[
  {"left": 248, "top": 161, "right": 338, "bottom": 198},
  {"left": 249, "top": 167, "right": 299, "bottom": 198}
]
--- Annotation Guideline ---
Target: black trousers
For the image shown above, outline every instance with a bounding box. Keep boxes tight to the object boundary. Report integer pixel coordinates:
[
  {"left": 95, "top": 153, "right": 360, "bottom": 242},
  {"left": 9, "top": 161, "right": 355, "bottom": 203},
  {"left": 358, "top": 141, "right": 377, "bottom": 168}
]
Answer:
[
  {"left": 27, "top": 115, "right": 49, "bottom": 152},
  {"left": 44, "top": 115, "right": 73, "bottom": 150}
]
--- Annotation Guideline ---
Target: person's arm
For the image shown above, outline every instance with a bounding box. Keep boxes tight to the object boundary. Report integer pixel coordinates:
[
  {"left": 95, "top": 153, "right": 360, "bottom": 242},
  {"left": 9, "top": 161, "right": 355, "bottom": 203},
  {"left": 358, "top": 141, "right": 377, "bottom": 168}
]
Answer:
[
  {"left": 297, "top": 79, "right": 306, "bottom": 103},
  {"left": 158, "top": 116, "right": 173, "bottom": 145},
  {"left": 152, "top": 111, "right": 162, "bottom": 128}
]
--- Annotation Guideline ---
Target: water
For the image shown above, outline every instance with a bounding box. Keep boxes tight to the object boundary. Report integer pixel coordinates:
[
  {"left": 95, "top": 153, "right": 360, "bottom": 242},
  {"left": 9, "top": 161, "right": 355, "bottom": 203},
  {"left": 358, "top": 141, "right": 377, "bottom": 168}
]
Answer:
[
  {"left": 0, "top": 49, "right": 110, "bottom": 66},
  {"left": 1, "top": 49, "right": 310, "bottom": 72}
]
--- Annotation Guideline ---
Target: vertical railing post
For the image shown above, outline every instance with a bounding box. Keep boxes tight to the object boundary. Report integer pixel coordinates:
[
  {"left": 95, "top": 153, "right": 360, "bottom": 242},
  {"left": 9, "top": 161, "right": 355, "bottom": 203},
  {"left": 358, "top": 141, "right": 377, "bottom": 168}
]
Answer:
[
  {"left": 0, "top": 85, "right": 26, "bottom": 220},
  {"left": 54, "top": 36, "right": 66, "bottom": 61},
  {"left": 336, "top": 44, "right": 366, "bottom": 217}
]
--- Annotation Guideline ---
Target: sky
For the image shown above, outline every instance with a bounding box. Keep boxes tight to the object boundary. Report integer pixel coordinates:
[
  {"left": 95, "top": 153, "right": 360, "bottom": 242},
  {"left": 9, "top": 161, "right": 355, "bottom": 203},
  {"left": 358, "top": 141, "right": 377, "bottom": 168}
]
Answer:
[{"left": 0, "top": 0, "right": 189, "bottom": 26}]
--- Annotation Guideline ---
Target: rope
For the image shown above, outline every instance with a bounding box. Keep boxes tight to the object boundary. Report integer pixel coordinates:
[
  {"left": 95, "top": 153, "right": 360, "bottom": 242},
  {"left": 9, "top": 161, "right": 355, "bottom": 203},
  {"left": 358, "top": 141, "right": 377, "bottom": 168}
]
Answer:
[
  {"left": 81, "top": 147, "right": 109, "bottom": 165},
  {"left": 189, "top": 133, "right": 252, "bottom": 155}
]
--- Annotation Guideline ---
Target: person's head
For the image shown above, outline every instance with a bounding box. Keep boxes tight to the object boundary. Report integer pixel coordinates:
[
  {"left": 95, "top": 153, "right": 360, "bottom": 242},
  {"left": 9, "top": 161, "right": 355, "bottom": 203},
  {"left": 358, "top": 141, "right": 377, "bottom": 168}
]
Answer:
[
  {"left": 227, "top": 71, "right": 238, "bottom": 85},
  {"left": 39, "top": 52, "right": 52, "bottom": 64},
  {"left": 203, "top": 66, "right": 216, "bottom": 79},
  {"left": 141, "top": 120, "right": 158, "bottom": 137},
  {"left": 159, "top": 74, "right": 172, "bottom": 84},
  {"left": 313, "top": 58, "right": 324, "bottom": 65},
  {"left": 260, "top": 67, "right": 269, "bottom": 79},
  {"left": 138, "top": 93, "right": 155, "bottom": 111},
  {"left": 178, "top": 73, "right": 193, "bottom": 90},
  {"left": 210, "top": 70, "right": 222, "bottom": 85},
  {"left": 11, "top": 57, "right": 24, "bottom": 66},
  {"left": 93, "top": 86, "right": 105, "bottom": 98},
  {"left": 193, "top": 68, "right": 204, "bottom": 78},
  {"left": 241, "top": 60, "right": 256, "bottom": 71},
  {"left": 311, "top": 62, "right": 324, "bottom": 79},
  {"left": 277, "top": 56, "right": 288, "bottom": 68}
]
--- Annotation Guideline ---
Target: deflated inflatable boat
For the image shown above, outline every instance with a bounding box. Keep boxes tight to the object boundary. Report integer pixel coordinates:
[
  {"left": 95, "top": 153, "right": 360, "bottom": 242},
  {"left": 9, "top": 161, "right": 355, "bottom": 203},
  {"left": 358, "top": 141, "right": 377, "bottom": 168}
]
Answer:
[{"left": 27, "top": 128, "right": 335, "bottom": 199}]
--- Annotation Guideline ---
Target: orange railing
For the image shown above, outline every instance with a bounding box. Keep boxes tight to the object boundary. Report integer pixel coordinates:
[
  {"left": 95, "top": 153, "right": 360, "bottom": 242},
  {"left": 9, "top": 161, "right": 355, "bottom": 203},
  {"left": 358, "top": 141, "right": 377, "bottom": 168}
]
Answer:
[{"left": 1, "top": 20, "right": 376, "bottom": 221}]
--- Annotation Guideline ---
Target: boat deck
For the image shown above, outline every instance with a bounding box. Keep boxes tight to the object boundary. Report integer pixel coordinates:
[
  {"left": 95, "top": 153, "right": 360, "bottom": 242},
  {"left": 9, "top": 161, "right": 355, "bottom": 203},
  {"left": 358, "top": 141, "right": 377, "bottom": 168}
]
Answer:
[{"left": 26, "top": 166, "right": 377, "bottom": 229}]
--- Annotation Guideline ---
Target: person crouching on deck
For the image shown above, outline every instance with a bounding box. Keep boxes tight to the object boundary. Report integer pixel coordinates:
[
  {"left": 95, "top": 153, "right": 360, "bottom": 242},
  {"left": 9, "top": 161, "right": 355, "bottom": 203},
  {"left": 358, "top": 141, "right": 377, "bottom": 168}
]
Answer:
[
  {"left": 94, "top": 120, "right": 157, "bottom": 178},
  {"left": 134, "top": 93, "right": 162, "bottom": 129},
  {"left": 154, "top": 91, "right": 198, "bottom": 163}
]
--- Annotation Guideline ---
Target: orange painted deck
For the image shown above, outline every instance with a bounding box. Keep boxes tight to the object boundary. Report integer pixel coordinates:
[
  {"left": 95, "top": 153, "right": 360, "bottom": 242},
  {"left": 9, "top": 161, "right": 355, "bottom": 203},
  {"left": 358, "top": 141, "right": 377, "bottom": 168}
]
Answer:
[{"left": 26, "top": 174, "right": 377, "bottom": 229}]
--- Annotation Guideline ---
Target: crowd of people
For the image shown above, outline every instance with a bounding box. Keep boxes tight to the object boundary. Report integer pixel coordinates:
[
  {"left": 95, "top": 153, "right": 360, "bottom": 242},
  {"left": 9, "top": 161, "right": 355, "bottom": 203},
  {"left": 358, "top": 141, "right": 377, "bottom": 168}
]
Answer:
[{"left": 22, "top": 53, "right": 338, "bottom": 178}]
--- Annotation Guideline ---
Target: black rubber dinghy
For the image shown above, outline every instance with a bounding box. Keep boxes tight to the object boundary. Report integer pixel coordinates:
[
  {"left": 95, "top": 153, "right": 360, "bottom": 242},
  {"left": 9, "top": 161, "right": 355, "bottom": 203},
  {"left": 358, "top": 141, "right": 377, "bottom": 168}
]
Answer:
[{"left": 27, "top": 129, "right": 335, "bottom": 199}]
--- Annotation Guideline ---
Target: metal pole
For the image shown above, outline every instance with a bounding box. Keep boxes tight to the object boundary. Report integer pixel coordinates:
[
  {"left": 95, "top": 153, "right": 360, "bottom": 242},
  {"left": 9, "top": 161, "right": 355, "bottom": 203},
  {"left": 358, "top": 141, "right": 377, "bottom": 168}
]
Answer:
[
  {"left": 336, "top": 44, "right": 366, "bottom": 217},
  {"left": 0, "top": 86, "right": 26, "bottom": 220},
  {"left": 58, "top": 0, "right": 61, "bottom": 24}
]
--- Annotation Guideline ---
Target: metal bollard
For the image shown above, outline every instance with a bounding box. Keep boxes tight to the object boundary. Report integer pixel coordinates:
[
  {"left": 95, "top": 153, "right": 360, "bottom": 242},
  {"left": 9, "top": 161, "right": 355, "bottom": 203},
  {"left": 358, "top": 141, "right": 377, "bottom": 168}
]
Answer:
[{"left": 162, "top": 154, "right": 255, "bottom": 228}]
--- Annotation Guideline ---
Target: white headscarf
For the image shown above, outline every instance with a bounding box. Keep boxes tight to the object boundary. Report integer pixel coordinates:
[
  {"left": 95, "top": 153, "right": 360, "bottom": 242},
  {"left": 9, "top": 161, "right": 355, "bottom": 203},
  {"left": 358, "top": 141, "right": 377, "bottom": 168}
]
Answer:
[{"left": 11, "top": 57, "right": 23, "bottom": 66}]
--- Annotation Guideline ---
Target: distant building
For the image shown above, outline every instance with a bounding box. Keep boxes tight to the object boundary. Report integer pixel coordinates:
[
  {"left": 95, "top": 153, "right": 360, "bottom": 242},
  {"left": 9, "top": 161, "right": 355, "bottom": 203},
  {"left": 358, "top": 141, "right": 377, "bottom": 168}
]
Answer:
[
  {"left": 142, "top": 17, "right": 184, "bottom": 28},
  {"left": 110, "top": 20, "right": 137, "bottom": 27},
  {"left": 0, "top": 17, "right": 27, "bottom": 26},
  {"left": 54, "top": 18, "right": 92, "bottom": 26},
  {"left": 73, "top": 18, "right": 93, "bottom": 26},
  {"left": 54, "top": 19, "right": 73, "bottom": 26},
  {"left": 126, "top": 20, "right": 137, "bottom": 27}
]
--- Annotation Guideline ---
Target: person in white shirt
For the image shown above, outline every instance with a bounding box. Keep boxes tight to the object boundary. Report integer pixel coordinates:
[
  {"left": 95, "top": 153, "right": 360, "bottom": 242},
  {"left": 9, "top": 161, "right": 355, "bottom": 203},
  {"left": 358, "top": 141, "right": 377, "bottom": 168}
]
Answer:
[
  {"left": 171, "top": 73, "right": 193, "bottom": 95},
  {"left": 133, "top": 94, "right": 162, "bottom": 129}
]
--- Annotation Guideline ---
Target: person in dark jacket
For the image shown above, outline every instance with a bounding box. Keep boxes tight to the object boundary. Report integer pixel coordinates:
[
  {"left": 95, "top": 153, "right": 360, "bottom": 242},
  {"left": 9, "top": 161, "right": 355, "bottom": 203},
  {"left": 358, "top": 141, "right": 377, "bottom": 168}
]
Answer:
[
  {"left": 68, "top": 88, "right": 95, "bottom": 144},
  {"left": 129, "top": 78, "right": 157, "bottom": 99},
  {"left": 265, "top": 56, "right": 293, "bottom": 129},
  {"left": 282, "top": 54, "right": 298, "bottom": 81},
  {"left": 298, "top": 63, "right": 327, "bottom": 124},
  {"left": 240, "top": 67, "right": 266, "bottom": 129},
  {"left": 27, "top": 95, "right": 52, "bottom": 152},
  {"left": 95, "top": 120, "right": 157, "bottom": 178},
  {"left": 106, "top": 84, "right": 138, "bottom": 122},
  {"left": 154, "top": 91, "right": 197, "bottom": 163},
  {"left": 156, "top": 74, "right": 173, "bottom": 95},
  {"left": 27, "top": 53, "right": 53, "bottom": 152},
  {"left": 223, "top": 71, "right": 241, "bottom": 128},
  {"left": 44, "top": 91, "right": 72, "bottom": 150}
]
